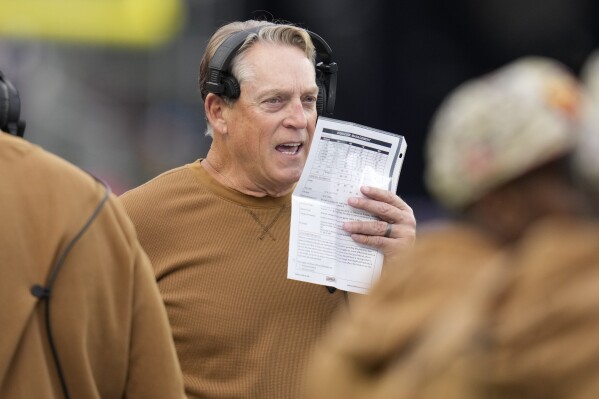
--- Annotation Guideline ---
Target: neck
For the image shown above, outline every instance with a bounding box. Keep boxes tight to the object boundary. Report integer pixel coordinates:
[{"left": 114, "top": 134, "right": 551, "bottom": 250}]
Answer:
[
  {"left": 203, "top": 155, "right": 283, "bottom": 198},
  {"left": 202, "top": 156, "right": 237, "bottom": 189},
  {"left": 202, "top": 150, "right": 298, "bottom": 198}
]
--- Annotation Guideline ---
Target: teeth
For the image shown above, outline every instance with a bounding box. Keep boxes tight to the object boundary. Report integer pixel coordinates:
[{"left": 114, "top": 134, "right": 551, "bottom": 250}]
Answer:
[{"left": 277, "top": 143, "right": 301, "bottom": 154}]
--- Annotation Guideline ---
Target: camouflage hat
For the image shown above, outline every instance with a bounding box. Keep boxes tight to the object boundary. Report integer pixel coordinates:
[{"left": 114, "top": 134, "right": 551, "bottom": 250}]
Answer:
[{"left": 425, "top": 57, "right": 582, "bottom": 210}]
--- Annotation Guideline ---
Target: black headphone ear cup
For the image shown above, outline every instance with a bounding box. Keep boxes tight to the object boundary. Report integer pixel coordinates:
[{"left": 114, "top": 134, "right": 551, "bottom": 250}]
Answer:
[
  {"left": 222, "top": 74, "right": 241, "bottom": 99},
  {"left": 1, "top": 74, "right": 25, "bottom": 136},
  {"left": 316, "top": 80, "right": 326, "bottom": 116},
  {"left": 0, "top": 97, "right": 7, "bottom": 129},
  {"left": 0, "top": 80, "right": 8, "bottom": 128}
]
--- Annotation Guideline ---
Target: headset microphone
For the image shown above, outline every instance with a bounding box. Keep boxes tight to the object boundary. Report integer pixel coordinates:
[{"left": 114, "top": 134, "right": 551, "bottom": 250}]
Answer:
[{"left": 0, "top": 69, "right": 26, "bottom": 137}]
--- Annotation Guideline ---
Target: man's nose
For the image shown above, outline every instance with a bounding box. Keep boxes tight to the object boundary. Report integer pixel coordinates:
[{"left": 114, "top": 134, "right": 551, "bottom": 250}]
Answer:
[{"left": 283, "top": 98, "right": 308, "bottom": 129}]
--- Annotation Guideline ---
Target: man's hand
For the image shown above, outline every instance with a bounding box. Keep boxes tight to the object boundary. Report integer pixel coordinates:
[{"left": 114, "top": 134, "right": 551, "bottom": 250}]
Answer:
[{"left": 343, "top": 186, "right": 416, "bottom": 257}]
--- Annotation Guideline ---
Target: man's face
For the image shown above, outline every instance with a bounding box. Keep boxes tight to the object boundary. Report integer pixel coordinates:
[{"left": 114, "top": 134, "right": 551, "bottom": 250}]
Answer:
[{"left": 222, "top": 42, "right": 319, "bottom": 197}]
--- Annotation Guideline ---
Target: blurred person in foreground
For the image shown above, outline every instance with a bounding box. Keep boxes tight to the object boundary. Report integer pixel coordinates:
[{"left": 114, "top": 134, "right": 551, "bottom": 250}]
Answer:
[
  {"left": 0, "top": 70, "right": 185, "bottom": 398},
  {"left": 303, "top": 56, "right": 599, "bottom": 399},
  {"left": 119, "top": 19, "right": 416, "bottom": 399}
]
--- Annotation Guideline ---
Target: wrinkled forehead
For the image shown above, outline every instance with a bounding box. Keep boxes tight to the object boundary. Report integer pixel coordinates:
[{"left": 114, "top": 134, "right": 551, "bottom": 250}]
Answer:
[{"left": 234, "top": 41, "right": 317, "bottom": 86}]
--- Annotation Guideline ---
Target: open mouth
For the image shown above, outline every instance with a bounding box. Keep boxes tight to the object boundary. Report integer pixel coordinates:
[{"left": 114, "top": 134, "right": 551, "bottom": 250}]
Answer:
[{"left": 275, "top": 143, "right": 303, "bottom": 155}]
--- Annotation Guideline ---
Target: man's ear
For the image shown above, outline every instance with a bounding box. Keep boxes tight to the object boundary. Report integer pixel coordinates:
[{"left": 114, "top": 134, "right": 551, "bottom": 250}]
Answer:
[{"left": 205, "top": 93, "right": 228, "bottom": 135}]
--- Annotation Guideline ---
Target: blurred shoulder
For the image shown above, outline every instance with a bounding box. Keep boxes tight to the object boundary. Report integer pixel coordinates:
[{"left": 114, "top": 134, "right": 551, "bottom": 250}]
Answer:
[
  {"left": 120, "top": 163, "right": 196, "bottom": 206},
  {"left": 1, "top": 133, "right": 96, "bottom": 190}
]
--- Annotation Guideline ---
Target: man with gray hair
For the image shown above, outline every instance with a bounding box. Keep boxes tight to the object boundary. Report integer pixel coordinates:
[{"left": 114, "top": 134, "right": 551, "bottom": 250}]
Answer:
[{"left": 120, "top": 19, "right": 416, "bottom": 398}]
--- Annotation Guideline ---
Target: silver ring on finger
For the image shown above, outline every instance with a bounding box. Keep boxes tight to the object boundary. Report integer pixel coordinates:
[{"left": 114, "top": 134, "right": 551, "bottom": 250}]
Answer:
[{"left": 384, "top": 222, "right": 393, "bottom": 238}]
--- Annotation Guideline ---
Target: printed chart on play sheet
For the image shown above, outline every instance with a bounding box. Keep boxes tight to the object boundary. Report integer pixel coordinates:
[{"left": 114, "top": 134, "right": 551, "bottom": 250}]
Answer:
[{"left": 288, "top": 117, "right": 407, "bottom": 294}]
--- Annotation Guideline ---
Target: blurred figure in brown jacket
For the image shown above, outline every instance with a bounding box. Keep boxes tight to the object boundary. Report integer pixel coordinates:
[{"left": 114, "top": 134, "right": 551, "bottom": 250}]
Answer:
[
  {"left": 0, "top": 70, "right": 186, "bottom": 398},
  {"left": 303, "top": 57, "right": 599, "bottom": 399}
]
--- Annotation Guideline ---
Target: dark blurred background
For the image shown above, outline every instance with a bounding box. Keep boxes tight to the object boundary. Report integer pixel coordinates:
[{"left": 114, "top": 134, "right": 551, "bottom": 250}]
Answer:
[{"left": 2, "top": 0, "right": 598, "bottom": 221}]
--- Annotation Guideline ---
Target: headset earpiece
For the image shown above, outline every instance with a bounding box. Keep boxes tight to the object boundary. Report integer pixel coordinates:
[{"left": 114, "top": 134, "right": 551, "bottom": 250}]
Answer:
[
  {"left": 316, "top": 79, "right": 327, "bottom": 116},
  {"left": 310, "top": 32, "right": 338, "bottom": 117},
  {"left": 204, "top": 26, "right": 262, "bottom": 100},
  {"left": 204, "top": 26, "right": 338, "bottom": 116},
  {"left": 315, "top": 59, "right": 337, "bottom": 117},
  {"left": 0, "top": 69, "right": 26, "bottom": 137},
  {"left": 222, "top": 75, "right": 241, "bottom": 99}
]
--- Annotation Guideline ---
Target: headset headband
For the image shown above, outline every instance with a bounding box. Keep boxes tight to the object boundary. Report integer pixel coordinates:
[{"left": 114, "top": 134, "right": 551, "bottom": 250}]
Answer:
[{"left": 204, "top": 26, "right": 338, "bottom": 117}]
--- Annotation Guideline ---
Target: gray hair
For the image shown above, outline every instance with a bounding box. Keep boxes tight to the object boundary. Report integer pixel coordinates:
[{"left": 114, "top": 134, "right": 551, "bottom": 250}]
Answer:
[{"left": 199, "top": 20, "right": 316, "bottom": 137}]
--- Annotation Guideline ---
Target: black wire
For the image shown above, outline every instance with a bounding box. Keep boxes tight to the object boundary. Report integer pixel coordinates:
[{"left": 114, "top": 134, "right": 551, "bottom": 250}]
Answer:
[
  {"left": 42, "top": 294, "right": 70, "bottom": 399},
  {"left": 31, "top": 175, "right": 111, "bottom": 399},
  {"left": 45, "top": 176, "right": 111, "bottom": 292}
]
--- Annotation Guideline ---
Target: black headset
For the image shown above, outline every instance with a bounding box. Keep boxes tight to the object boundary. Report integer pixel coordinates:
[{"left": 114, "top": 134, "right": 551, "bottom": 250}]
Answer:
[
  {"left": 204, "top": 26, "right": 338, "bottom": 117},
  {"left": 0, "top": 69, "right": 26, "bottom": 137}
]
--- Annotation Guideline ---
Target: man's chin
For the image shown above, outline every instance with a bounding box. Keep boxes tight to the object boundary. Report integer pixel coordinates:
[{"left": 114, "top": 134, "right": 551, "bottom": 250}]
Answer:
[{"left": 272, "top": 169, "right": 302, "bottom": 191}]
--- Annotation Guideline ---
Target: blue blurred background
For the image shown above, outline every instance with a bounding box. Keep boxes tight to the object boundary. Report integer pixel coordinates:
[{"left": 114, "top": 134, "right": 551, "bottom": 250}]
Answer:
[{"left": 2, "top": 0, "right": 598, "bottom": 222}]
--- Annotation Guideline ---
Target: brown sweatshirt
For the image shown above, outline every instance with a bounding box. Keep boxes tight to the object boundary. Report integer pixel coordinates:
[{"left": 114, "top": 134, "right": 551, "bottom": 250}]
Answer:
[
  {"left": 120, "top": 159, "right": 348, "bottom": 398},
  {"left": 0, "top": 132, "right": 186, "bottom": 398}
]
